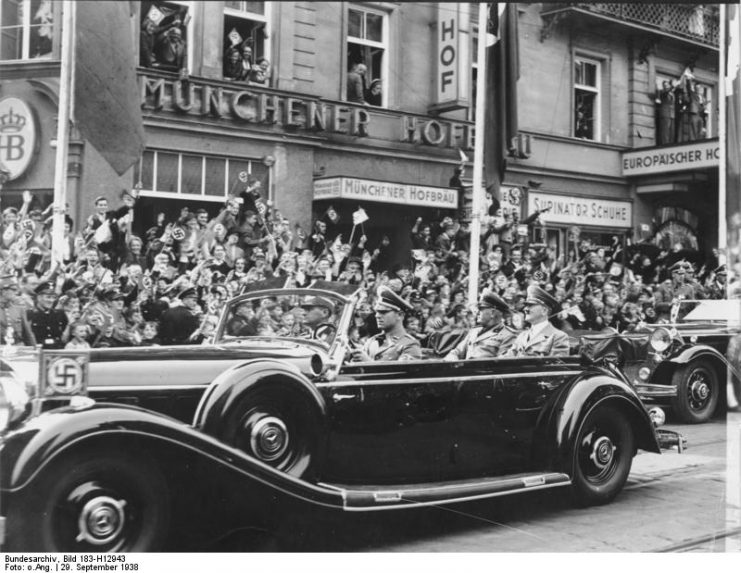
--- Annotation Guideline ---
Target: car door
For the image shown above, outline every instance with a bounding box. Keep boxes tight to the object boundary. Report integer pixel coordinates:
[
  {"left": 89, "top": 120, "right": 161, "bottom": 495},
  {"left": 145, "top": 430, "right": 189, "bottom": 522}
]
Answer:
[
  {"left": 319, "top": 359, "right": 459, "bottom": 485},
  {"left": 447, "top": 356, "right": 583, "bottom": 479}
]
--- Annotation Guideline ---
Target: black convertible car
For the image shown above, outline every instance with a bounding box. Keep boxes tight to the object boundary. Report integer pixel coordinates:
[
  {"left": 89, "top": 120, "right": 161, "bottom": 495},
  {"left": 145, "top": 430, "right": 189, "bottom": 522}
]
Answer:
[
  {"left": 0, "top": 282, "right": 684, "bottom": 552},
  {"left": 578, "top": 299, "right": 740, "bottom": 423}
]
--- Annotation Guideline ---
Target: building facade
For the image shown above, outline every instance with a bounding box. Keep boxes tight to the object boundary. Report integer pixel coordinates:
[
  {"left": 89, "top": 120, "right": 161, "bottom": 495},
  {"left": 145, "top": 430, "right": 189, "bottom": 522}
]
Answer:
[{"left": 0, "top": 2, "right": 720, "bottom": 262}]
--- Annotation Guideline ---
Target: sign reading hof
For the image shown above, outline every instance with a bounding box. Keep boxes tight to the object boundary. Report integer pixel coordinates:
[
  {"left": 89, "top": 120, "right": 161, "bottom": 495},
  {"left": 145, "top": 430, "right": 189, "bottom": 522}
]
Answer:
[
  {"left": 0, "top": 97, "right": 38, "bottom": 181},
  {"left": 622, "top": 139, "right": 719, "bottom": 176},
  {"left": 38, "top": 351, "right": 89, "bottom": 398},
  {"left": 528, "top": 192, "right": 632, "bottom": 228},
  {"left": 314, "top": 177, "right": 458, "bottom": 209},
  {"left": 433, "top": 3, "right": 470, "bottom": 112}
]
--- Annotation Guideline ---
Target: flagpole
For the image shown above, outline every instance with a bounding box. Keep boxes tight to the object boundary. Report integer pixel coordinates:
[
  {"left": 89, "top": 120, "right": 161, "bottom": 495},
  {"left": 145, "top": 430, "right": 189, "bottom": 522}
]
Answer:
[
  {"left": 467, "top": 1, "right": 489, "bottom": 309},
  {"left": 51, "top": 0, "right": 75, "bottom": 267},
  {"left": 719, "top": 3, "right": 727, "bottom": 255}
]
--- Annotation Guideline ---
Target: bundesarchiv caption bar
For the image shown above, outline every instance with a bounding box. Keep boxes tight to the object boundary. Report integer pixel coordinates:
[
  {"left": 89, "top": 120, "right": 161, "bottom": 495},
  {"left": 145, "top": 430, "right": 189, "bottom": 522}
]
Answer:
[{"left": 4, "top": 555, "right": 58, "bottom": 563}]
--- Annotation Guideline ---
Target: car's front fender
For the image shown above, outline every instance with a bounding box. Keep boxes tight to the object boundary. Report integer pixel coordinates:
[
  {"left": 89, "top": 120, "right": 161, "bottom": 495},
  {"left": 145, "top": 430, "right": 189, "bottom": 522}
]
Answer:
[
  {"left": 532, "top": 373, "right": 660, "bottom": 474},
  {"left": 0, "top": 403, "right": 343, "bottom": 511}
]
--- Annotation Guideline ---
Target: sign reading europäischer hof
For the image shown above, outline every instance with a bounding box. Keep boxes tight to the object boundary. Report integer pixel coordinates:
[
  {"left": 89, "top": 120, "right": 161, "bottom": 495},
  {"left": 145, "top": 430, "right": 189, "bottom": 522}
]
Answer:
[
  {"left": 622, "top": 139, "right": 719, "bottom": 177},
  {"left": 528, "top": 192, "right": 632, "bottom": 229},
  {"left": 314, "top": 177, "right": 458, "bottom": 209}
]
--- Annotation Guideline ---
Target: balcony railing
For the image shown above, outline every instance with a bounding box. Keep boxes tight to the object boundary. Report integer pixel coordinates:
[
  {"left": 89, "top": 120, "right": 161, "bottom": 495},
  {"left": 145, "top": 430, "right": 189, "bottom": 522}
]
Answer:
[{"left": 541, "top": 3, "right": 719, "bottom": 48}]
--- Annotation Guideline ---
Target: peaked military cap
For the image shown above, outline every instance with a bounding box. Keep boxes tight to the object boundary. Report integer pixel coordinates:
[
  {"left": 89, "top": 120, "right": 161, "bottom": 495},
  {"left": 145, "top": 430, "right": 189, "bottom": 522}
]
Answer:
[
  {"left": 479, "top": 289, "right": 512, "bottom": 314},
  {"left": 300, "top": 295, "right": 335, "bottom": 314},
  {"left": 34, "top": 281, "right": 56, "bottom": 296},
  {"left": 525, "top": 285, "right": 560, "bottom": 314},
  {"left": 374, "top": 286, "right": 414, "bottom": 314}
]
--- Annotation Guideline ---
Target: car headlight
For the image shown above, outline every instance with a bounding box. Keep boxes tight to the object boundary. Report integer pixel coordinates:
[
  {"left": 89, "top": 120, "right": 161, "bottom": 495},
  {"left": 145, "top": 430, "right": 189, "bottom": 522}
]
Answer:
[
  {"left": 0, "top": 373, "right": 31, "bottom": 432},
  {"left": 648, "top": 407, "right": 666, "bottom": 428},
  {"left": 638, "top": 367, "right": 651, "bottom": 381},
  {"left": 650, "top": 328, "right": 672, "bottom": 353}
]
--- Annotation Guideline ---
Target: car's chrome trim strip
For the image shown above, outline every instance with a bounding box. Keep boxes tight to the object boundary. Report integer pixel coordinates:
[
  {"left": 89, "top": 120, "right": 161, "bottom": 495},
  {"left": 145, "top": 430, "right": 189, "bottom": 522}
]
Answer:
[
  {"left": 339, "top": 481, "right": 571, "bottom": 511},
  {"left": 316, "top": 370, "right": 583, "bottom": 388},
  {"left": 90, "top": 385, "right": 209, "bottom": 392}
]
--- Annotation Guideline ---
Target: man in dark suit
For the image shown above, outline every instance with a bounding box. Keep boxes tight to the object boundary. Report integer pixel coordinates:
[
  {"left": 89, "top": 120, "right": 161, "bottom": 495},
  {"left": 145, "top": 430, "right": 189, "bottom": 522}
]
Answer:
[
  {"left": 656, "top": 80, "right": 676, "bottom": 145},
  {"left": 505, "top": 285, "right": 569, "bottom": 357}
]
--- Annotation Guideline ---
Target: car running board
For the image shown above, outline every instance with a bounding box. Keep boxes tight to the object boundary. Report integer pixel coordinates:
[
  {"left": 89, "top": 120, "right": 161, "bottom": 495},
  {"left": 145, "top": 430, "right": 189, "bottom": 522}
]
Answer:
[{"left": 320, "top": 472, "right": 571, "bottom": 511}]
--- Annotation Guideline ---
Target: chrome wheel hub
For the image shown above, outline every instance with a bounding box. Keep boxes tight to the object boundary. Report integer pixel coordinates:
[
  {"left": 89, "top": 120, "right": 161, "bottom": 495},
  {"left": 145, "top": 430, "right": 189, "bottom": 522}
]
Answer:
[
  {"left": 251, "top": 417, "right": 289, "bottom": 462},
  {"left": 590, "top": 436, "right": 615, "bottom": 469},
  {"left": 690, "top": 379, "right": 709, "bottom": 402},
  {"left": 76, "top": 495, "right": 126, "bottom": 545}
]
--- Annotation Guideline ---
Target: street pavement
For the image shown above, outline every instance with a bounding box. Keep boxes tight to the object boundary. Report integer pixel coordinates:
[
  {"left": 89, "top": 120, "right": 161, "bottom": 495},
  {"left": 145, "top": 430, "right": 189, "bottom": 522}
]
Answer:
[{"left": 272, "top": 414, "right": 740, "bottom": 552}]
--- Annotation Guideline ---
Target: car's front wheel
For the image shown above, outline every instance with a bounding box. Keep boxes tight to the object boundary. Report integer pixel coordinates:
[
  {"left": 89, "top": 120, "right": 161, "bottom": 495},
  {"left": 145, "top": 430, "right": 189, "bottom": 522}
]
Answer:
[
  {"left": 7, "top": 449, "right": 170, "bottom": 552},
  {"left": 571, "top": 405, "right": 634, "bottom": 506},
  {"left": 670, "top": 360, "right": 720, "bottom": 423}
]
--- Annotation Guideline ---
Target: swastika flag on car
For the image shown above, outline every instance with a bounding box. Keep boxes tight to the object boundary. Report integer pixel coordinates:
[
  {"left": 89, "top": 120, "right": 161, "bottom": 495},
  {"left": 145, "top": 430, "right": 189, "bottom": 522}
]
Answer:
[{"left": 352, "top": 208, "right": 369, "bottom": 226}]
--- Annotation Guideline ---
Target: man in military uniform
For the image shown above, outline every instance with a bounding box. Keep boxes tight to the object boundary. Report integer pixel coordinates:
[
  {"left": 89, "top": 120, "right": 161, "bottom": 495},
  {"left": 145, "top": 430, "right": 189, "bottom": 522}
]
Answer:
[
  {"left": 654, "top": 261, "right": 699, "bottom": 321},
  {"left": 28, "top": 281, "right": 70, "bottom": 349},
  {"left": 0, "top": 275, "right": 36, "bottom": 346},
  {"left": 159, "top": 287, "right": 201, "bottom": 345},
  {"left": 352, "top": 287, "right": 421, "bottom": 361},
  {"left": 505, "top": 285, "right": 569, "bottom": 357},
  {"left": 706, "top": 265, "right": 727, "bottom": 300},
  {"left": 444, "top": 289, "right": 517, "bottom": 360},
  {"left": 299, "top": 295, "right": 335, "bottom": 342}
]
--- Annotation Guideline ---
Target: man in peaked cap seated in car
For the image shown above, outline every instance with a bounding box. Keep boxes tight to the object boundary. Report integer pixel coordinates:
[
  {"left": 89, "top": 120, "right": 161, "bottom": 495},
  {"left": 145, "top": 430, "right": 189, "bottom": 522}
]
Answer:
[
  {"left": 299, "top": 295, "right": 336, "bottom": 342},
  {"left": 504, "top": 285, "right": 570, "bottom": 357},
  {"left": 351, "top": 286, "right": 422, "bottom": 362},
  {"left": 444, "top": 288, "right": 517, "bottom": 360}
]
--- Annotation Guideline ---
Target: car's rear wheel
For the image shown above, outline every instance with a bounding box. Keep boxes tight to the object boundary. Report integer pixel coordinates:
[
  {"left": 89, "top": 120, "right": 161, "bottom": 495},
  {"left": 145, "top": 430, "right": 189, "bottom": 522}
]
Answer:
[
  {"left": 670, "top": 360, "right": 719, "bottom": 424},
  {"left": 7, "top": 450, "right": 170, "bottom": 552},
  {"left": 571, "top": 405, "right": 634, "bottom": 506},
  {"left": 221, "top": 385, "right": 319, "bottom": 479}
]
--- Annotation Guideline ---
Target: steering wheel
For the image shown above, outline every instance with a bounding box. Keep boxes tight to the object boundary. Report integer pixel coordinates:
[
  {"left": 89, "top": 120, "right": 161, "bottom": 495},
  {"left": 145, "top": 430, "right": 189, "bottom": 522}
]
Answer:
[{"left": 312, "top": 322, "right": 337, "bottom": 342}]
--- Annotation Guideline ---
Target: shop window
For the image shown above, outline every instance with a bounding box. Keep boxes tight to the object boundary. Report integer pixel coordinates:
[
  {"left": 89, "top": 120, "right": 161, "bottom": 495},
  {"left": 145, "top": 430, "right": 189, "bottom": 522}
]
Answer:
[
  {"left": 223, "top": 1, "right": 271, "bottom": 84},
  {"left": 346, "top": 5, "right": 388, "bottom": 107},
  {"left": 133, "top": 150, "right": 270, "bottom": 203},
  {"left": 140, "top": 1, "right": 191, "bottom": 73},
  {"left": 0, "top": 0, "right": 54, "bottom": 61},
  {"left": 574, "top": 56, "right": 601, "bottom": 141}
]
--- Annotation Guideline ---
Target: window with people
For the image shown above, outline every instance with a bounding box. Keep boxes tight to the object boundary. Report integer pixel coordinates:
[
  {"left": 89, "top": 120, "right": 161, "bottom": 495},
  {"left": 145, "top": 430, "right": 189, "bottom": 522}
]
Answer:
[
  {"left": 573, "top": 56, "right": 601, "bottom": 141},
  {"left": 139, "top": 0, "right": 190, "bottom": 73},
  {"left": 346, "top": 5, "right": 387, "bottom": 106},
  {"left": 223, "top": 1, "right": 271, "bottom": 85},
  {"left": 0, "top": 0, "right": 55, "bottom": 61}
]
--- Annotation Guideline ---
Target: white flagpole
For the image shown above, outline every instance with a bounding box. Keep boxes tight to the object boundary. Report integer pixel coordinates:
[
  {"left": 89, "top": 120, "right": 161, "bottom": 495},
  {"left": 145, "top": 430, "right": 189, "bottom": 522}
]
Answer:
[
  {"left": 719, "top": 3, "right": 727, "bottom": 255},
  {"left": 51, "top": 0, "right": 75, "bottom": 267},
  {"left": 467, "top": 1, "right": 489, "bottom": 309}
]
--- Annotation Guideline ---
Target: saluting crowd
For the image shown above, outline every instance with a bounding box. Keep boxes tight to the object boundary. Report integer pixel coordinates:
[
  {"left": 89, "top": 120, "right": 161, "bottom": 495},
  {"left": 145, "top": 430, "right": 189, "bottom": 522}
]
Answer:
[{"left": 0, "top": 177, "right": 732, "bottom": 358}]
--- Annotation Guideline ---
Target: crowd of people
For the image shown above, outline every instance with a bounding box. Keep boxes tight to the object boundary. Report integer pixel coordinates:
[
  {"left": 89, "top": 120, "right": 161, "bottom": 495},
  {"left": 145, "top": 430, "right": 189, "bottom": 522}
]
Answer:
[{"left": 0, "top": 177, "right": 731, "bottom": 356}]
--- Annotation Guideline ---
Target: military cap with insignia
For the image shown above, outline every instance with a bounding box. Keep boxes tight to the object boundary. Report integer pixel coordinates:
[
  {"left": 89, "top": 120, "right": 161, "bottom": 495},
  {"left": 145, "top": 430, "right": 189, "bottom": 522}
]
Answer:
[
  {"left": 300, "top": 295, "right": 335, "bottom": 314},
  {"left": 479, "top": 288, "right": 512, "bottom": 314},
  {"left": 34, "top": 281, "right": 57, "bottom": 296},
  {"left": 714, "top": 264, "right": 727, "bottom": 275},
  {"left": 374, "top": 286, "right": 414, "bottom": 314},
  {"left": 524, "top": 285, "right": 560, "bottom": 315},
  {"left": 178, "top": 287, "right": 198, "bottom": 300}
]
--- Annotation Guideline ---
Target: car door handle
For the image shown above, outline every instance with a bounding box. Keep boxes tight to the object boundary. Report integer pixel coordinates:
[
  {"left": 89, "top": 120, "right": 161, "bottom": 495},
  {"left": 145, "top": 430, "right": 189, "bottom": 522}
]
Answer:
[{"left": 332, "top": 393, "right": 357, "bottom": 403}]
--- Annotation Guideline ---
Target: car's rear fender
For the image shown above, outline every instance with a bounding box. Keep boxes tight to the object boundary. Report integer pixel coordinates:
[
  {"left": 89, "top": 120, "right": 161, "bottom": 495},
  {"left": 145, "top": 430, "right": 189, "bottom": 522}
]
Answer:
[
  {"left": 0, "top": 404, "right": 343, "bottom": 513},
  {"left": 193, "top": 358, "right": 328, "bottom": 439},
  {"left": 532, "top": 373, "right": 660, "bottom": 473}
]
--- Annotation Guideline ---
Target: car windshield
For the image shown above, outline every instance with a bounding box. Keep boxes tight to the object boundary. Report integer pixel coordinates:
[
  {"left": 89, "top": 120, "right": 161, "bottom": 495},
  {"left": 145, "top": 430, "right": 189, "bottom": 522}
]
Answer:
[
  {"left": 681, "top": 299, "right": 741, "bottom": 326},
  {"left": 216, "top": 290, "right": 349, "bottom": 346}
]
